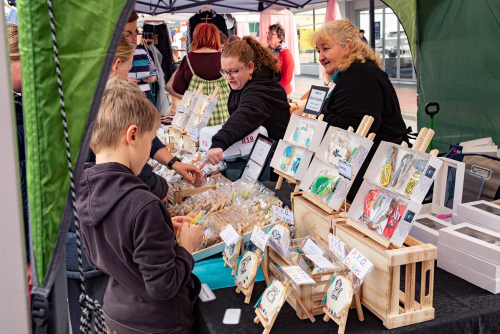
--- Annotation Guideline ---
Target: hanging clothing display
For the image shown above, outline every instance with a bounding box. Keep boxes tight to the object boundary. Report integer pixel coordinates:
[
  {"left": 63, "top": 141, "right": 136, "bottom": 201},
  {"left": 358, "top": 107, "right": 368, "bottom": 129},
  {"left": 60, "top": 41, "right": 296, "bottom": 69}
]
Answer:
[
  {"left": 224, "top": 14, "right": 237, "bottom": 37},
  {"left": 187, "top": 9, "right": 228, "bottom": 51},
  {"left": 148, "top": 44, "right": 170, "bottom": 115},
  {"left": 143, "top": 23, "right": 176, "bottom": 83},
  {"left": 259, "top": 8, "right": 301, "bottom": 76},
  {"left": 320, "top": 0, "right": 343, "bottom": 84},
  {"left": 6, "top": 5, "right": 18, "bottom": 24}
]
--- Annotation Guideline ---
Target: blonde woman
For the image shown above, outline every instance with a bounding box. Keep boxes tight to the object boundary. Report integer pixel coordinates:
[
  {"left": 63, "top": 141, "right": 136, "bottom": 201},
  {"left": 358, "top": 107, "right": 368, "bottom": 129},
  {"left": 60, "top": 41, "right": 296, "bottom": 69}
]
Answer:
[{"left": 307, "top": 20, "right": 409, "bottom": 199}]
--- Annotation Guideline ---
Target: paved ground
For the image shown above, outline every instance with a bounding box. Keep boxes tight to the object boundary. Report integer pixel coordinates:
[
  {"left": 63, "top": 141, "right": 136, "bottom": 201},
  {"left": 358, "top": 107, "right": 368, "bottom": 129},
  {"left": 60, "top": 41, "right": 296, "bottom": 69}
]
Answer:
[{"left": 293, "top": 74, "right": 418, "bottom": 132}]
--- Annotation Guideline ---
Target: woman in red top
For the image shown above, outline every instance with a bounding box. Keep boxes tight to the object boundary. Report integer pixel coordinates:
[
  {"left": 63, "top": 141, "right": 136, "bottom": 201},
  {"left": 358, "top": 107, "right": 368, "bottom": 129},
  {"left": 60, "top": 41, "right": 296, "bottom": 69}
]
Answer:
[{"left": 267, "top": 23, "right": 295, "bottom": 96}]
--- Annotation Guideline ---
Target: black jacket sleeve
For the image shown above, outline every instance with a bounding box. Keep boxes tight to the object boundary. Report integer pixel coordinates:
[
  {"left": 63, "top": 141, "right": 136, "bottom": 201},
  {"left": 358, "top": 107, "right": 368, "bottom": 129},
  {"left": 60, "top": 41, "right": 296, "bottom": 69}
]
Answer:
[
  {"left": 150, "top": 136, "right": 165, "bottom": 159},
  {"left": 210, "top": 87, "right": 272, "bottom": 151},
  {"left": 137, "top": 164, "right": 169, "bottom": 201}
]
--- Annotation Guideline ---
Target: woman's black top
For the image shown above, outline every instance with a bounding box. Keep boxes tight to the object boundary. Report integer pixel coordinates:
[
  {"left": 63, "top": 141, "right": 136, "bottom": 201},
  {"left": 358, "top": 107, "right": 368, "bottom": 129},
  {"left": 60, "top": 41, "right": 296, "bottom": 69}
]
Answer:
[{"left": 210, "top": 68, "right": 290, "bottom": 151}]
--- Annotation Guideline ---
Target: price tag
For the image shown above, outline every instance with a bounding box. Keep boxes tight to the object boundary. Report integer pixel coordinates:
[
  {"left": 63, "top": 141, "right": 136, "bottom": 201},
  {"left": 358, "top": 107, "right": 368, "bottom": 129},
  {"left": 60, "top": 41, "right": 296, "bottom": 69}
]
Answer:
[
  {"left": 343, "top": 248, "right": 374, "bottom": 280},
  {"left": 178, "top": 137, "right": 184, "bottom": 149},
  {"left": 304, "top": 254, "right": 336, "bottom": 269},
  {"left": 329, "top": 233, "right": 348, "bottom": 261},
  {"left": 250, "top": 226, "right": 269, "bottom": 252},
  {"left": 272, "top": 206, "right": 295, "bottom": 225},
  {"left": 189, "top": 124, "right": 199, "bottom": 142},
  {"left": 338, "top": 160, "right": 353, "bottom": 181},
  {"left": 282, "top": 266, "right": 316, "bottom": 285},
  {"left": 302, "top": 238, "right": 324, "bottom": 256},
  {"left": 220, "top": 225, "right": 241, "bottom": 246}
]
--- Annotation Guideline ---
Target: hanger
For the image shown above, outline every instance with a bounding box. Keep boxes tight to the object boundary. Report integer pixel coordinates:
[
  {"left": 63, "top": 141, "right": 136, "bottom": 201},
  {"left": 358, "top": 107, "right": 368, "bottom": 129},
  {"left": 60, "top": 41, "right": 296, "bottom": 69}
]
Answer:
[
  {"left": 271, "top": 4, "right": 285, "bottom": 11},
  {"left": 144, "top": 20, "right": 166, "bottom": 23},
  {"left": 201, "top": 6, "right": 211, "bottom": 12}
]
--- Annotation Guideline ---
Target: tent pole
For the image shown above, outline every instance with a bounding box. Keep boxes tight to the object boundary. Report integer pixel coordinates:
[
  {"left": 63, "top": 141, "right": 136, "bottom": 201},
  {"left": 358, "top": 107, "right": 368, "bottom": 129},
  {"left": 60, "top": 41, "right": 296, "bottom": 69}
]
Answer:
[
  {"left": 0, "top": 13, "right": 31, "bottom": 334},
  {"left": 369, "top": 0, "right": 375, "bottom": 49}
]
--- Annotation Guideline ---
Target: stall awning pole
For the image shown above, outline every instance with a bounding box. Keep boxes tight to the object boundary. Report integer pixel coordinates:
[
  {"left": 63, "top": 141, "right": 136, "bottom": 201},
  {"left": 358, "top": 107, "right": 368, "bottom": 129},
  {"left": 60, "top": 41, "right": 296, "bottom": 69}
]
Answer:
[{"left": 370, "top": 0, "right": 375, "bottom": 49}]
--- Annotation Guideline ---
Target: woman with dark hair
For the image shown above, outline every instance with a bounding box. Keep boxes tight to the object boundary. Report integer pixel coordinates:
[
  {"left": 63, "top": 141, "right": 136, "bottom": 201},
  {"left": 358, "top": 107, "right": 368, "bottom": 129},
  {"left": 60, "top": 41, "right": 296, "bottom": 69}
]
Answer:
[
  {"left": 267, "top": 23, "right": 295, "bottom": 97},
  {"left": 201, "top": 36, "right": 290, "bottom": 178},
  {"left": 167, "top": 23, "right": 230, "bottom": 126}
]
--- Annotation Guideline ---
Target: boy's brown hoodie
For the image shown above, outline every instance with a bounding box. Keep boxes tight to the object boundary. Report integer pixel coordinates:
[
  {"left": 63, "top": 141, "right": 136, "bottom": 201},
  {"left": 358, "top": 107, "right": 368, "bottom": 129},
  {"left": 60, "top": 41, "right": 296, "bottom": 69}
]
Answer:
[{"left": 76, "top": 162, "right": 199, "bottom": 334}]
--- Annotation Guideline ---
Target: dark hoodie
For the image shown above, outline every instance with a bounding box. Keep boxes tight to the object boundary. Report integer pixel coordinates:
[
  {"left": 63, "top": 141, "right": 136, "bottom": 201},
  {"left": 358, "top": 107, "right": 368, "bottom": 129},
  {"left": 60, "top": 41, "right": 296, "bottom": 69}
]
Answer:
[
  {"left": 210, "top": 67, "right": 290, "bottom": 151},
  {"left": 76, "top": 162, "right": 199, "bottom": 334}
]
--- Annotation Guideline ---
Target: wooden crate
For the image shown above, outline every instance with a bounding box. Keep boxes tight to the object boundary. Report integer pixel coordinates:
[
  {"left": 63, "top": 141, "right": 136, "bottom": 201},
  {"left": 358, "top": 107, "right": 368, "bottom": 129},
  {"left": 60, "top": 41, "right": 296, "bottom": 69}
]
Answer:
[
  {"left": 291, "top": 192, "right": 349, "bottom": 239},
  {"left": 170, "top": 185, "right": 216, "bottom": 204},
  {"left": 335, "top": 221, "right": 436, "bottom": 329},
  {"left": 182, "top": 134, "right": 198, "bottom": 150},
  {"left": 264, "top": 240, "right": 334, "bottom": 320}
]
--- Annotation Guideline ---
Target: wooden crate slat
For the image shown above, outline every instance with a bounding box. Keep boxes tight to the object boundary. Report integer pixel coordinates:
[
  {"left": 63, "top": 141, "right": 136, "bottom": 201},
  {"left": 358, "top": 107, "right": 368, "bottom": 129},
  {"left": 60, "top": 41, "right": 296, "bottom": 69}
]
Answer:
[{"left": 386, "top": 244, "right": 437, "bottom": 267}]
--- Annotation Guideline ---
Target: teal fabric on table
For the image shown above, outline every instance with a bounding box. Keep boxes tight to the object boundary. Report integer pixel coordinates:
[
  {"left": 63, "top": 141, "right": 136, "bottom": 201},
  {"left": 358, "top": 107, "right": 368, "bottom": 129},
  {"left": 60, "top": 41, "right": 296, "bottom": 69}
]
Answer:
[{"left": 193, "top": 255, "right": 265, "bottom": 290}]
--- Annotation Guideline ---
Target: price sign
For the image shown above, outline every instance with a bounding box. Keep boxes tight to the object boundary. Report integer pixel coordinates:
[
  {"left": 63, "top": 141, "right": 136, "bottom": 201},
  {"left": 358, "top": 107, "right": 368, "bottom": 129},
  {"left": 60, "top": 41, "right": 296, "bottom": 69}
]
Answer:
[
  {"left": 189, "top": 124, "right": 199, "bottom": 142},
  {"left": 250, "top": 226, "right": 269, "bottom": 252},
  {"left": 282, "top": 266, "right": 316, "bottom": 285},
  {"left": 304, "top": 254, "right": 336, "bottom": 269},
  {"left": 220, "top": 225, "right": 241, "bottom": 246},
  {"left": 328, "top": 233, "right": 348, "bottom": 261},
  {"left": 302, "top": 238, "right": 324, "bottom": 256},
  {"left": 338, "top": 160, "right": 353, "bottom": 181},
  {"left": 343, "top": 248, "right": 374, "bottom": 280},
  {"left": 272, "top": 206, "right": 294, "bottom": 225},
  {"left": 303, "top": 85, "right": 329, "bottom": 116}
]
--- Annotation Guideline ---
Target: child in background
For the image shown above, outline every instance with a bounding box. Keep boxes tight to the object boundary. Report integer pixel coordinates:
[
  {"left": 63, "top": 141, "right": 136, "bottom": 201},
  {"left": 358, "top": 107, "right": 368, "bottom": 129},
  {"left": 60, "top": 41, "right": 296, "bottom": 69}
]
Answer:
[{"left": 76, "top": 79, "right": 204, "bottom": 334}]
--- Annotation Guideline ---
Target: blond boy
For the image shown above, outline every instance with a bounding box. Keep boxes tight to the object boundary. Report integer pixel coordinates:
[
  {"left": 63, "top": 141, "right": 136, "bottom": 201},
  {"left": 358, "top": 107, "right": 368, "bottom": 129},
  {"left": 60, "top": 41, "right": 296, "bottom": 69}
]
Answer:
[{"left": 77, "top": 79, "right": 204, "bottom": 334}]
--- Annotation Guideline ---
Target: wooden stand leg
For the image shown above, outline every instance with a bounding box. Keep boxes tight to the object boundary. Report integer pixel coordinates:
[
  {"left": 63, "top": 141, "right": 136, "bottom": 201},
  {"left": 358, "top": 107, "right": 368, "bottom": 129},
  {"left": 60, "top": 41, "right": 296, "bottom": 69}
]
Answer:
[
  {"left": 322, "top": 306, "right": 349, "bottom": 334},
  {"left": 235, "top": 279, "right": 256, "bottom": 304},
  {"left": 276, "top": 176, "right": 284, "bottom": 190},
  {"left": 255, "top": 307, "right": 279, "bottom": 334},
  {"left": 354, "top": 291, "right": 364, "bottom": 321},
  {"left": 290, "top": 288, "right": 316, "bottom": 322}
]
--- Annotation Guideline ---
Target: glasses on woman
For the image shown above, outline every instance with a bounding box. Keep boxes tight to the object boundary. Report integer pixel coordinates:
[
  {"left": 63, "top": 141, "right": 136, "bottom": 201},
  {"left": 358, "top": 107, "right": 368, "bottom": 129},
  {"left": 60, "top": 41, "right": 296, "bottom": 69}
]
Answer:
[
  {"left": 266, "top": 31, "right": 277, "bottom": 36},
  {"left": 125, "top": 30, "right": 138, "bottom": 38},
  {"left": 219, "top": 64, "right": 246, "bottom": 77}
]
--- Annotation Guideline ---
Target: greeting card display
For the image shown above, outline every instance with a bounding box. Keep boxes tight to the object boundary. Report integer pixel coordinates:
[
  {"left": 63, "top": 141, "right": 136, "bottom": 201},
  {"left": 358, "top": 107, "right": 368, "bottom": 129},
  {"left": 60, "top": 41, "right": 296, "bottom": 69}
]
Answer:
[
  {"left": 363, "top": 141, "right": 443, "bottom": 203},
  {"left": 270, "top": 140, "right": 314, "bottom": 181},
  {"left": 347, "top": 180, "right": 422, "bottom": 247}
]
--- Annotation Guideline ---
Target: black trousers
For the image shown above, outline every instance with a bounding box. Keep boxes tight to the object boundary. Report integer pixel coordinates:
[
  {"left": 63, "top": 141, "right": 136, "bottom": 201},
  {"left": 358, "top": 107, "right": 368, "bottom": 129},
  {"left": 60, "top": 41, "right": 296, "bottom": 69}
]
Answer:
[{"left": 67, "top": 274, "right": 109, "bottom": 334}]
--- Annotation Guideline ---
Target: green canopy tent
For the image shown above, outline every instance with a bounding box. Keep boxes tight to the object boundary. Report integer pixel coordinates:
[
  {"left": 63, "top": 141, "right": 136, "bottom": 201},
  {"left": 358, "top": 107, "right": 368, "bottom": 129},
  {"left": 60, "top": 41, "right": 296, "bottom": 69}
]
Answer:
[{"left": 384, "top": 0, "right": 500, "bottom": 153}]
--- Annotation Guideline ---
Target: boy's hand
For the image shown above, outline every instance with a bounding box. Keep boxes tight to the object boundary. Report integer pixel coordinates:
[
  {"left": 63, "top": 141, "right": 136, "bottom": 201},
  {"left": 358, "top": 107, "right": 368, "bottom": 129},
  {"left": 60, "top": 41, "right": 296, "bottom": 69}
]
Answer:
[
  {"left": 178, "top": 221, "right": 204, "bottom": 254},
  {"left": 172, "top": 161, "right": 204, "bottom": 185},
  {"left": 171, "top": 216, "right": 193, "bottom": 236}
]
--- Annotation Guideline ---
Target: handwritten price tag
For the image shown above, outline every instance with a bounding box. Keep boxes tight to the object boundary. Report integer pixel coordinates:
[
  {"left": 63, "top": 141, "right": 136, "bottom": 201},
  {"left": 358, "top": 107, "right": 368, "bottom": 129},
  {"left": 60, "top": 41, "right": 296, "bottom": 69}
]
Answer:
[
  {"left": 220, "top": 225, "right": 241, "bottom": 246},
  {"left": 250, "top": 226, "right": 269, "bottom": 252},
  {"left": 329, "top": 233, "right": 348, "bottom": 261},
  {"left": 272, "top": 206, "right": 295, "bottom": 225},
  {"left": 189, "top": 124, "right": 199, "bottom": 142},
  {"left": 305, "top": 254, "right": 336, "bottom": 269},
  {"left": 302, "top": 238, "right": 324, "bottom": 256},
  {"left": 343, "top": 248, "right": 374, "bottom": 280},
  {"left": 282, "top": 266, "right": 316, "bottom": 285}
]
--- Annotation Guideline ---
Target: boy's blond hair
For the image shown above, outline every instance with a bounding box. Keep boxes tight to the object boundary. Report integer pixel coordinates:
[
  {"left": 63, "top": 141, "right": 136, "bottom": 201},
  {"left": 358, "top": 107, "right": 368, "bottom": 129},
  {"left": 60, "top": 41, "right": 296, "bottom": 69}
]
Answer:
[{"left": 91, "top": 79, "right": 160, "bottom": 153}]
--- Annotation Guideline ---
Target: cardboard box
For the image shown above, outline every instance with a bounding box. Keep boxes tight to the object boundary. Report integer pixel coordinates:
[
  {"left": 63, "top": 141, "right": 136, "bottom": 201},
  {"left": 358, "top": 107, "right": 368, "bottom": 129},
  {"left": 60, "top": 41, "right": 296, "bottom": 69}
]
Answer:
[
  {"left": 459, "top": 137, "right": 493, "bottom": 147},
  {"left": 316, "top": 126, "right": 373, "bottom": 177},
  {"left": 452, "top": 214, "right": 496, "bottom": 233},
  {"left": 437, "top": 255, "right": 500, "bottom": 294},
  {"left": 462, "top": 145, "right": 498, "bottom": 157},
  {"left": 438, "top": 242, "right": 500, "bottom": 279},
  {"left": 438, "top": 223, "right": 500, "bottom": 265},
  {"left": 420, "top": 157, "right": 465, "bottom": 216},
  {"left": 457, "top": 200, "right": 500, "bottom": 232},
  {"left": 270, "top": 140, "right": 314, "bottom": 181},
  {"left": 410, "top": 214, "right": 453, "bottom": 246},
  {"left": 299, "top": 157, "right": 350, "bottom": 211},
  {"left": 363, "top": 141, "right": 442, "bottom": 203},
  {"left": 283, "top": 114, "right": 328, "bottom": 153},
  {"left": 198, "top": 125, "right": 268, "bottom": 159},
  {"left": 346, "top": 180, "right": 422, "bottom": 247}
]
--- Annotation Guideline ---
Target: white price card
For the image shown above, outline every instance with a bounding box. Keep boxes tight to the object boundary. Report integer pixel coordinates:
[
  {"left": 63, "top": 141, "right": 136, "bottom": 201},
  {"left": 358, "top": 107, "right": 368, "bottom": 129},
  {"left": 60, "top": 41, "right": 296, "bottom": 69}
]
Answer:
[
  {"left": 178, "top": 137, "right": 184, "bottom": 149},
  {"left": 329, "top": 233, "right": 348, "bottom": 261},
  {"left": 282, "top": 266, "right": 316, "bottom": 285},
  {"left": 220, "top": 225, "right": 241, "bottom": 246},
  {"left": 272, "top": 206, "right": 295, "bottom": 225},
  {"left": 343, "top": 248, "right": 374, "bottom": 280},
  {"left": 199, "top": 283, "right": 216, "bottom": 302},
  {"left": 189, "top": 124, "right": 199, "bottom": 142},
  {"left": 305, "top": 254, "right": 336, "bottom": 269},
  {"left": 302, "top": 238, "right": 324, "bottom": 256},
  {"left": 338, "top": 160, "right": 353, "bottom": 181},
  {"left": 250, "top": 226, "right": 269, "bottom": 252}
]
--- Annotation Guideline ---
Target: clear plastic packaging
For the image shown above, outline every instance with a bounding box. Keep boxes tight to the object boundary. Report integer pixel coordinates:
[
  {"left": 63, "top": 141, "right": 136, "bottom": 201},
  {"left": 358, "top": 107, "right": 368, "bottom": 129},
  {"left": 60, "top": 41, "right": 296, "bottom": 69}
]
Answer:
[
  {"left": 307, "top": 168, "right": 342, "bottom": 204},
  {"left": 255, "top": 271, "right": 292, "bottom": 320},
  {"left": 288, "top": 120, "right": 316, "bottom": 149}
]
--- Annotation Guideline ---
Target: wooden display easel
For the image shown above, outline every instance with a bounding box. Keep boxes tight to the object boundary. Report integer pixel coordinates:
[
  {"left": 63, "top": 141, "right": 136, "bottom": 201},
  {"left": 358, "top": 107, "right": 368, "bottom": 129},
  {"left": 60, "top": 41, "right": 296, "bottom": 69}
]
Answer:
[
  {"left": 224, "top": 237, "right": 245, "bottom": 276},
  {"left": 301, "top": 115, "right": 376, "bottom": 215},
  {"left": 323, "top": 290, "right": 364, "bottom": 334},
  {"left": 235, "top": 251, "right": 266, "bottom": 304},
  {"left": 274, "top": 113, "right": 325, "bottom": 192},
  {"left": 345, "top": 127, "right": 439, "bottom": 248},
  {"left": 253, "top": 281, "right": 291, "bottom": 334}
]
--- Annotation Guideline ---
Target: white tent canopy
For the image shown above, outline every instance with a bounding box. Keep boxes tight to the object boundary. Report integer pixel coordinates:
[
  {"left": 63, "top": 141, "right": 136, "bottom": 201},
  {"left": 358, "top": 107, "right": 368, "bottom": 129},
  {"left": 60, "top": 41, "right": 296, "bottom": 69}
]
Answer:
[{"left": 135, "top": 0, "right": 328, "bottom": 15}]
